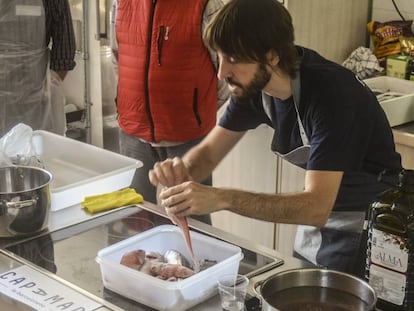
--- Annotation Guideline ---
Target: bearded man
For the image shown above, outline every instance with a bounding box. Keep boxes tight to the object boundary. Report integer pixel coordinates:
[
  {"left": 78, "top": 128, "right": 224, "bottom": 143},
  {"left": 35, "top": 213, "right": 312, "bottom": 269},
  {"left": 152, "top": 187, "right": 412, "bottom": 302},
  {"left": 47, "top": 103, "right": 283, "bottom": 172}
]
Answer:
[{"left": 148, "top": 0, "right": 402, "bottom": 279}]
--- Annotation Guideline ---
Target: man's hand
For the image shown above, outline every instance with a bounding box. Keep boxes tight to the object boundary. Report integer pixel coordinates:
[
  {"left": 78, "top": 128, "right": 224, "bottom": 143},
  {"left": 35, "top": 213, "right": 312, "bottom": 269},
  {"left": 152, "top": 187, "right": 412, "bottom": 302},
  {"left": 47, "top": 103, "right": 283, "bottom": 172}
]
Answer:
[
  {"left": 159, "top": 181, "right": 224, "bottom": 218},
  {"left": 149, "top": 157, "right": 190, "bottom": 187}
]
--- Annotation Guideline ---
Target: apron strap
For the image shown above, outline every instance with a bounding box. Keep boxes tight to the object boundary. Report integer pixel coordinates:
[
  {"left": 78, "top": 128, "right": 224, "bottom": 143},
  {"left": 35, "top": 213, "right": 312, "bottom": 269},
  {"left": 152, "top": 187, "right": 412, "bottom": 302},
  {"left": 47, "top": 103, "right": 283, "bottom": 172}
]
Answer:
[
  {"left": 262, "top": 71, "right": 309, "bottom": 147},
  {"left": 291, "top": 72, "right": 309, "bottom": 146}
]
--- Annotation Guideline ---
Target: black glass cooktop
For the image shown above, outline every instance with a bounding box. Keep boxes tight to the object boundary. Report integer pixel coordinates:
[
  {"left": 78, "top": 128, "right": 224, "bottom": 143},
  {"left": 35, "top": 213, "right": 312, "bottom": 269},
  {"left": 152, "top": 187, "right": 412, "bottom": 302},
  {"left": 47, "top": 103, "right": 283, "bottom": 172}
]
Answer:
[{"left": 4, "top": 209, "right": 282, "bottom": 310}]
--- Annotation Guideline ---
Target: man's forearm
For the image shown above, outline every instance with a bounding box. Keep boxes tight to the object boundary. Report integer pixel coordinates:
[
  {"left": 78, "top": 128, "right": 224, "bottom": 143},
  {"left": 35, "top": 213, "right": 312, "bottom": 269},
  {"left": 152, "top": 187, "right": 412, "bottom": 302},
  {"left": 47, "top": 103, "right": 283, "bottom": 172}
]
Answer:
[
  {"left": 183, "top": 145, "right": 217, "bottom": 183},
  {"left": 183, "top": 126, "right": 245, "bottom": 183},
  {"left": 220, "top": 188, "right": 331, "bottom": 227}
]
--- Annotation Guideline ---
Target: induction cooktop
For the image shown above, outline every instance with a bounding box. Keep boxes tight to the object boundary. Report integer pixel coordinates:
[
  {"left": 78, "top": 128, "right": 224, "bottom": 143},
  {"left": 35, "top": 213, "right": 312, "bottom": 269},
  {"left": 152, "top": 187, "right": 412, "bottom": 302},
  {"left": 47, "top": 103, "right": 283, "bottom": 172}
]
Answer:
[{"left": 4, "top": 208, "right": 283, "bottom": 311}]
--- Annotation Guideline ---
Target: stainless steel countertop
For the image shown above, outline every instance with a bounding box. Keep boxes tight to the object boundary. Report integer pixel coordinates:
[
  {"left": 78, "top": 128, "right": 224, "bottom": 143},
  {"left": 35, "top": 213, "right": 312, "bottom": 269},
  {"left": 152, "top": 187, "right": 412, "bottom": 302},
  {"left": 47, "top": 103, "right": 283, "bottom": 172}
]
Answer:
[
  {"left": 0, "top": 201, "right": 307, "bottom": 310},
  {"left": 392, "top": 121, "right": 414, "bottom": 148},
  {"left": 393, "top": 121, "right": 414, "bottom": 135}
]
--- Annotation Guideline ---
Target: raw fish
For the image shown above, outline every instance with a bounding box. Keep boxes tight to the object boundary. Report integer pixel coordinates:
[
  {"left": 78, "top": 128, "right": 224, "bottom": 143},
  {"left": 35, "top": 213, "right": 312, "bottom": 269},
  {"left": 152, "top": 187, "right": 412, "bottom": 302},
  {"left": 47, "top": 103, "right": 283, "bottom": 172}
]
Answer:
[
  {"left": 149, "top": 261, "right": 195, "bottom": 279},
  {"left": 120, "top": 249, "right": 146, "bottom": 270},
  {"left": 120, "top": 249, "right": 195, "bottom": 280},
  {"left": 164, "top": 249, "right": 190, "bottom": 267}
]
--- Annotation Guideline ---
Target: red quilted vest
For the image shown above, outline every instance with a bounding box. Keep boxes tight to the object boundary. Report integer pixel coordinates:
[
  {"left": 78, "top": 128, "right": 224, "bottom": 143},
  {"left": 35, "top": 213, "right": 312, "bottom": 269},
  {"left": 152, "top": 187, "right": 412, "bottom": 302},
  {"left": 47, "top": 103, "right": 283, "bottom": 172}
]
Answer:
[{"left": 116, "top": 0, "right": 217, "bottom": 143}]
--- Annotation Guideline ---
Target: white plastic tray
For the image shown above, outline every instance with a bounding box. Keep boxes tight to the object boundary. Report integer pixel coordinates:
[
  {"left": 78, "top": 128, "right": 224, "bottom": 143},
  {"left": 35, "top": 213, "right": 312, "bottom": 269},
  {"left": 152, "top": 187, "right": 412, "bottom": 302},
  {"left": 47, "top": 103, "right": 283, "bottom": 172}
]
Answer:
[
  {"left": 96, "top": 225, "right": 243, "bottom": 311},
  {"left": 32, "top": 130, "right": 142, "bottom": 211},
  {"left": 364, "top": 76, "right": 414, "bottom": 127}
]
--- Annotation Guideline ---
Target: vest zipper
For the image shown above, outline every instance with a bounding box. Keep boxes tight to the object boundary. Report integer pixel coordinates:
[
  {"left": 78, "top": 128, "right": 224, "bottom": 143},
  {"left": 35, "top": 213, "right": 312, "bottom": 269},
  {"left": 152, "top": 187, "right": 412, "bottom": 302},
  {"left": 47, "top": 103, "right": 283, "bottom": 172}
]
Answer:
[
  {"left": 193, "top": 88, "right": 202, "bottom": 127},
  {"left": 157, "top": 26, "right": 165, "bottom": 66},
  {"left": 145, "top": 0, "right": 157, "bottom": 142}
]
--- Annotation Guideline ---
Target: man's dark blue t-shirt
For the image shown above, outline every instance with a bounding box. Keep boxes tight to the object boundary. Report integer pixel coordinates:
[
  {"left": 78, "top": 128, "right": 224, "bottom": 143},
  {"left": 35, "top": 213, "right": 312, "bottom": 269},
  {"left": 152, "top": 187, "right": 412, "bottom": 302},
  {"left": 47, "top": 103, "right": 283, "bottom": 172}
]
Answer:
[{"left": 219, "top": 46, "right": 402, "bottom": 212}]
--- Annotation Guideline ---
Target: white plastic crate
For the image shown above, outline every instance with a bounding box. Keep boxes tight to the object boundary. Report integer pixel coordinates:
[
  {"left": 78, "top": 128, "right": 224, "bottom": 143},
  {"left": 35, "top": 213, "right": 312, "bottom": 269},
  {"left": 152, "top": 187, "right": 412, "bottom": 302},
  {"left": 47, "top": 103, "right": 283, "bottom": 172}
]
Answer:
[
  {"left": 364, "top": 76, "right": 414, "bottom": 127},
  {"left": 96, "top": 225, "right": 243, "bottom": 311},
  {"left": 32, "top": 130, "right": 142, "bottom": 211}
]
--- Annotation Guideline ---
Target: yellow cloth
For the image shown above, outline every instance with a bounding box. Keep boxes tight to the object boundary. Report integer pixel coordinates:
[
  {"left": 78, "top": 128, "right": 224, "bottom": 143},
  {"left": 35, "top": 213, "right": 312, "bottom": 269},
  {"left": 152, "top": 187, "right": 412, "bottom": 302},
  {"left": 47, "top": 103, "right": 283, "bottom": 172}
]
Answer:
[{"left": 81, "top": 188, "right": 144, "bottom": 214}]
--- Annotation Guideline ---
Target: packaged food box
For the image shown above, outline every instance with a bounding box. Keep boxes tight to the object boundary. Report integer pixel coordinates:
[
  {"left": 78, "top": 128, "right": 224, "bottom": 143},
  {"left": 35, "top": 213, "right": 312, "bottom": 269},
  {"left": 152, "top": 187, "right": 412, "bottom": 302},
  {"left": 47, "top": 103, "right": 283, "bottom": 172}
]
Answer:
[
  {"left": 32, "top": 130, "right": 142, "bottom": 211},
  {"left": 96, "top": 225, "right": 243, "bottom": 311},
  {"left": 386, "top": 54, "right": 413, "bottom": 80}
]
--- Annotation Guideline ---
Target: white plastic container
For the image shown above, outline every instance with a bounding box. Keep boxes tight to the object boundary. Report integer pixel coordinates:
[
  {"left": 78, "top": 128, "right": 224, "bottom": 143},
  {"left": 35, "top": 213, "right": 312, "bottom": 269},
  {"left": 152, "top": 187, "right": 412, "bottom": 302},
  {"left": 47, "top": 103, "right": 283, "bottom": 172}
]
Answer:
[
  {"left": 364, "top": 76, "right": 414, "bottom": 127},
  {"left": 31, "top": 130, "right": 142, "bottom": 211},
  {"left": 96, "top": 225, "right": 243, "bottom": 311}
]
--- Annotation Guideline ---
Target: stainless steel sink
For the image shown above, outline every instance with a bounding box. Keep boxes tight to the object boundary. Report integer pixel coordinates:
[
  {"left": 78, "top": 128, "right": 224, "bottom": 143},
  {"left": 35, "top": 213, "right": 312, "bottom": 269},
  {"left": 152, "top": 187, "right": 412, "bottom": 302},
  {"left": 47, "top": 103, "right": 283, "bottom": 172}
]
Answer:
[{"left": 2, "top": 203, "right": 287, "bottom": 311}]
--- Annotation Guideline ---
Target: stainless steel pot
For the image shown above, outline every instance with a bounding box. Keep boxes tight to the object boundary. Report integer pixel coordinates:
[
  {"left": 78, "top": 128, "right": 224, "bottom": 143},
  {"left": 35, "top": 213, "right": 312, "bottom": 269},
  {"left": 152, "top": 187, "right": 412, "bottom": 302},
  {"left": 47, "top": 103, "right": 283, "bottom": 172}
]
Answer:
[
  {"left": 254, "top": 268, "right": 377, "bottom": 311},
  {"left": 0, "top": 166, "right": 52, "bottom": 237}
]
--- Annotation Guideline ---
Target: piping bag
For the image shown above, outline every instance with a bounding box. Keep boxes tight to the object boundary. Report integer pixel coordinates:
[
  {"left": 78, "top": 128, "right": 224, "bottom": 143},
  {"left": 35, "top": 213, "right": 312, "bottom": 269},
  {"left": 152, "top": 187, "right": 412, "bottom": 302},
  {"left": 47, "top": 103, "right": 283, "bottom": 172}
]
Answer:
[{"left": 167, "top": 211, "right": 200, "bottom": 272}]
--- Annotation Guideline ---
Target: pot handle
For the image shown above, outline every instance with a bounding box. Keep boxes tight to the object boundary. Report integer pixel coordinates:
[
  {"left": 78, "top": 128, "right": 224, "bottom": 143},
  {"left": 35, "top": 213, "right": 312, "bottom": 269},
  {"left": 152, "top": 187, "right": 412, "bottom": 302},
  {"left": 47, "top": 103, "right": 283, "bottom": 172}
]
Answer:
[
  {"left": 6, "top": 199, "right": 37, "bottom": 209},
  {"left": 252, "top": 279, "right": 264, "bottom": 297},
  {"left": 251, "top": 279, "right": 265, "bottom": 308}
]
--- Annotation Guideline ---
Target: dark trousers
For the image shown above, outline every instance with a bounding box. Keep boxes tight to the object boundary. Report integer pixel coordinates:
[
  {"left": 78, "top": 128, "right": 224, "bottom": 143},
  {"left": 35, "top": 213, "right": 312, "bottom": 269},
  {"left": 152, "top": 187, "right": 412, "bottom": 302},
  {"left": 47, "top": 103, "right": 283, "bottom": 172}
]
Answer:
[{"left": 119, "top": 129, "right": 211, "bottom": 224}]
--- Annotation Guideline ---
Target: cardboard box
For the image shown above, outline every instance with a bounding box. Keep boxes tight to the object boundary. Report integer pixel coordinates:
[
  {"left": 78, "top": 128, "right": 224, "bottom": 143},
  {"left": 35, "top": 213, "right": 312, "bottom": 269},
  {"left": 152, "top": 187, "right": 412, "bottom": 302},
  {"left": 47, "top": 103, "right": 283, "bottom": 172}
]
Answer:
[
  {"left": 364, "top": 76, "right": 414, "bottom": 126},
  {"left": 96, "top": 225, "right": 243, "bottom": 311},
  {"left": 386, "top": 54, "right": 413, "bottom": 80}
]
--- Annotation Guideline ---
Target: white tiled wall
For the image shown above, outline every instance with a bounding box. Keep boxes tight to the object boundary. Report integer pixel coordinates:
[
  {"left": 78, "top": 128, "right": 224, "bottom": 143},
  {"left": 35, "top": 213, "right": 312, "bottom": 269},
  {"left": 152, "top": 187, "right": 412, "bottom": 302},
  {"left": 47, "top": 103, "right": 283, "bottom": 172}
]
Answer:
[{"left": 372, "top": 0, "right": 414, "bottom": 33}]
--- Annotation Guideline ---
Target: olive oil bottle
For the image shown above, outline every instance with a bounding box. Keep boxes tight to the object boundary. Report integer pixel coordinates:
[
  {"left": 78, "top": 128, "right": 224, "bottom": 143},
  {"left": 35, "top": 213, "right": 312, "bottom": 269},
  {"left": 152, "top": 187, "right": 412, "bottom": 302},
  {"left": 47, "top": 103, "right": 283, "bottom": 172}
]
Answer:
[{"left": 365, "top": 169, "right": 414, "bottom": 311}]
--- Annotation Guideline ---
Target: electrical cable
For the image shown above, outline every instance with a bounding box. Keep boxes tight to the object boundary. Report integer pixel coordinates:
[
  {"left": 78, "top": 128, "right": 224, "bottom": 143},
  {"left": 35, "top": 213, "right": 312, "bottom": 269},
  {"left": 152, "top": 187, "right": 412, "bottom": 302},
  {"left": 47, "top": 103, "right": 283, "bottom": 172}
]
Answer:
[{"left": 391, "top": 0, "right": 406, "bottom": 21}]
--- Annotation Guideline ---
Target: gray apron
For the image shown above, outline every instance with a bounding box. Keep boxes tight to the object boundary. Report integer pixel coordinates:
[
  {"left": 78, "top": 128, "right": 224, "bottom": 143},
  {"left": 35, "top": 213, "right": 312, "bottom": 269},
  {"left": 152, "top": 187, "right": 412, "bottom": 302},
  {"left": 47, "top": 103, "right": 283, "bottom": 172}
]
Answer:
[
  {"left": 262, "top": 73, "right": 310, "bottom": 166},
  {"left": 0, "top": 0, "right": 53, "bottom": 137},
  {"left": 263, "top": 73, "right": 369, "bottom": 278}
]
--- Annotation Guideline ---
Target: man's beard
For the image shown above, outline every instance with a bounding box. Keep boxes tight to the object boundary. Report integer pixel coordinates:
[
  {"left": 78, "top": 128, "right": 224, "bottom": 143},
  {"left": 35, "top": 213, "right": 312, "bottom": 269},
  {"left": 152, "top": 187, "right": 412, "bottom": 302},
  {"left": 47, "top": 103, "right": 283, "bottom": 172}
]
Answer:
[{"left": 226, "top": 63, "right": 271, "bottom": 103}]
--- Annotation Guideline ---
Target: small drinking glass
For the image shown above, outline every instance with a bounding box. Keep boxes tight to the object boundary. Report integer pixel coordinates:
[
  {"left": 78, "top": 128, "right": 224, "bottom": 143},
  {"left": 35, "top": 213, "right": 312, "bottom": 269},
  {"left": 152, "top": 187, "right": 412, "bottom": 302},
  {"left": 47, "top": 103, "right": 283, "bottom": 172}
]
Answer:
[{"left": 217, "top": 273, "right": 249, "bottom": 311}]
